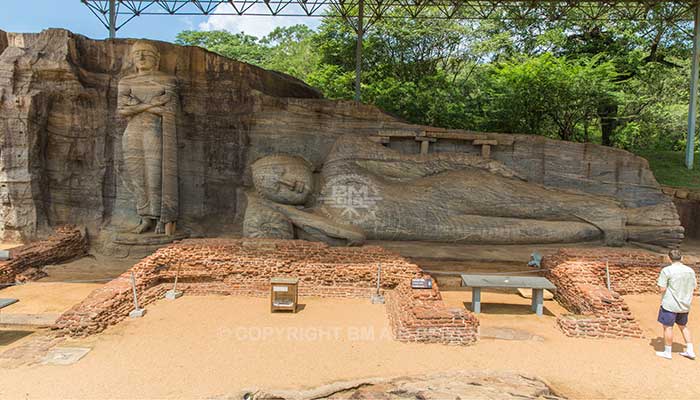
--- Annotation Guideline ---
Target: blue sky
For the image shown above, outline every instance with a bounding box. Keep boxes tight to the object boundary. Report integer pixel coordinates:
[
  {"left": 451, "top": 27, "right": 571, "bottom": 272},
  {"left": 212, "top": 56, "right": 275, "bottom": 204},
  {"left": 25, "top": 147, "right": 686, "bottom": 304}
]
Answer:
[{"left": 0, "top": 1, "right": 320, "bottom": 42}]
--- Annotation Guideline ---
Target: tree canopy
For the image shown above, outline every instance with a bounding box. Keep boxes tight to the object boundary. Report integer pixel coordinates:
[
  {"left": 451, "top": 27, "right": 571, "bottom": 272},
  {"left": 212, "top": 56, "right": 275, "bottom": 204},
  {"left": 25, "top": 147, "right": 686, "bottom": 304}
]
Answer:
[{"left": 175, "top": 8, "right": 695, "bottom": 154}]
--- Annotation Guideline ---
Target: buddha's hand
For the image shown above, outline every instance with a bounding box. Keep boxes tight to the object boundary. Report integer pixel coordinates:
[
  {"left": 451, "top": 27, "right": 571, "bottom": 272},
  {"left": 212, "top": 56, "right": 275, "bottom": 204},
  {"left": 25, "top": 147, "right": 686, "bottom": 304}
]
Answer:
[
  {"left": 150, "top": 93, "right": 171, "bottom": 107},
  {"left": 147, "top": 106, "right": 166, "bottom": 116}
]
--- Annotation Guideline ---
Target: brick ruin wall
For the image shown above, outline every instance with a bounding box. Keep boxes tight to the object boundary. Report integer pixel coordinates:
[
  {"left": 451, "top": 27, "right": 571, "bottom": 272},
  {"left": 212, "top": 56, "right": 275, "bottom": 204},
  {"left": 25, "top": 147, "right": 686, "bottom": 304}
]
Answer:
[
  {"left": 387, "top": 278, "right": 479, "bottom": 345},
  {"left": 543, "top": 248, "right": 699, "bottom": 339},
  {"left": 55, "top": 239, "right": 480, "bottom": 345},
  {"left": 0, "top": 226, "right": 88, "bottom": 286}
]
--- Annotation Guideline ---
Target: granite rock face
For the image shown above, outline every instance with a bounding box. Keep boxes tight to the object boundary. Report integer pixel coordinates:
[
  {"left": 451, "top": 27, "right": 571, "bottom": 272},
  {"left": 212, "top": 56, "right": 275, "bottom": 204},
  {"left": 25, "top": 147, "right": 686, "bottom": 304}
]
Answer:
[
  {"left": 0, "top": 28, "right": 318, "bottom": 242},
  {"left": 0, "top": 28, "right": 681, "bottom": 249},
  {"left": 245, "top": 135, "right": 682, "bottom": 248},
  {"left": 239, "top": 371, "right": 563, "bottom": 400}
]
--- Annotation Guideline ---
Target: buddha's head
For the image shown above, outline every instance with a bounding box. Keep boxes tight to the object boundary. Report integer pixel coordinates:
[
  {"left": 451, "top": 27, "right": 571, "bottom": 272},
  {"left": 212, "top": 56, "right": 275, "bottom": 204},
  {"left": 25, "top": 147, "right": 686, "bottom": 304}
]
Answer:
[
  {"left": 131, "top": 41, "right": 160, "bottom": 74},
  {"left": 251, "top": 154, "right": 313, "bottom": 205}
]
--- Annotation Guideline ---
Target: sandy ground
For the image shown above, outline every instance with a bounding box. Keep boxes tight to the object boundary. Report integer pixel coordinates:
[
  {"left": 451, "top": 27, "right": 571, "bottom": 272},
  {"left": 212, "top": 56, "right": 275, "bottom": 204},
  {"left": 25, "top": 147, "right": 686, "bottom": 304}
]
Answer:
[
  {"left": 0, "top": 291, "right": 697, "bottom": 399},
  {"left": 0, "top": 283, "right": 104, "bottom": 315},
  {"left": 0, "top": 239, "right": 698, "bottom": 399},
  {"left": 41, "top": 255, "right": 137, "bottom": 282}
]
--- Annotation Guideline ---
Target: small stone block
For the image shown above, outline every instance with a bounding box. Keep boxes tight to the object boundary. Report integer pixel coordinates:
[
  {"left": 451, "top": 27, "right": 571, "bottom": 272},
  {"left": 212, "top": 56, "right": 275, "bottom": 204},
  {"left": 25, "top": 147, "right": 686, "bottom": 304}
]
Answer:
[
  {"left": 129, "top": 308, "right": 146, "bottom": 318},
  {"left": 0, "top": 250, "right": 10, "bottom": 261},
  {"left": 371, "top": 294, "right": 385, "bottom": 304},
  {"left": 165, "top": 289, "right": 183, "bottom": 300}
]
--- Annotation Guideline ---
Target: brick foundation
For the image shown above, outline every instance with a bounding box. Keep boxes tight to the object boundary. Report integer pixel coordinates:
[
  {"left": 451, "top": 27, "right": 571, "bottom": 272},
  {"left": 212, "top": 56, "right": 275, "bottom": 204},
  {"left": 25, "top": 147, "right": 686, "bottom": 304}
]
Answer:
[
  {"left": 543, "top": 248, "right": 698, "bottom": 339},
  {"left": 55, "top": 239, "right": 479, "bottom": 345},
  {"left": 0, "top": 226, "right": 88, "bottom": 287},
  {"left": 386, "top": 278, "right": 479, "bottom": 345}
]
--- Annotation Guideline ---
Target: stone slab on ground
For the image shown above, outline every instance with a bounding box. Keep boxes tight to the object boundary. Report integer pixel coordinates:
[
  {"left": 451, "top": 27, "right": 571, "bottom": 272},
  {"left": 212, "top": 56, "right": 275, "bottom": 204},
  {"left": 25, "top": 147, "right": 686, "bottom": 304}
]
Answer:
[
  {"left": 239, "top": 370, "right": 561, "bottom": 400},
  {"left": 0, "top": 313, "right": 60, "bottom": 326},
  {"left": 112, "top": 231, "right": 189, "bottom": 246},
  {"left": 0, "top": 332, "right": 65, "bottom": 368},
  {"left": 41, "top": 347, "right": 91, "bottom": 366},
  {"left": 371, "top": 240, "right": 607, "bottom": 264},
  {"left": 480, "top": 326, "right": 545, "bottom": 341}
]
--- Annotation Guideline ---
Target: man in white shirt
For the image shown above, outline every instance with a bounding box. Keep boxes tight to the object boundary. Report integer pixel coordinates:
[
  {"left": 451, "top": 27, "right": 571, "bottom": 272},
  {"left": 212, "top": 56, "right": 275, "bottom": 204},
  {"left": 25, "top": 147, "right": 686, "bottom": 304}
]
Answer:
[{"left": 656, "top": 249, "right": 697, "bottom": 360}]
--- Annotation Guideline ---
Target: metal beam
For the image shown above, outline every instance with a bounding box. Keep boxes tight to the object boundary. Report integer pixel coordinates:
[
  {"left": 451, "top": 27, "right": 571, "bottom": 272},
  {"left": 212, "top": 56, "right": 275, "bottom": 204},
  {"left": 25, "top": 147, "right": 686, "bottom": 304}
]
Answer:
[
  {"left": 82, "top": 1, "right": 699, "bottom": 29},
  {"left": 355, "top": 0, "right": 364, "bottom": 102},
  {"left": 687, "top": 1, "right": 700, "bottom": 169},
  {"left": 108, "top": 0, "right": 117, "bottom": 39}
]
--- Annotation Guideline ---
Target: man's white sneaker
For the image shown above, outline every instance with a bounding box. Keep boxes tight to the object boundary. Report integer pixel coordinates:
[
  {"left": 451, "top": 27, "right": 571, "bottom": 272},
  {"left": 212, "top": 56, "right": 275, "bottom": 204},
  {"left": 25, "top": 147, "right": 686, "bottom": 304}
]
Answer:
[
  {"left": 656, "top": 351, "right": 673, "bottom": 360},
  {"left": 680, "top": 351, "right": 696, "bottom": 360}
]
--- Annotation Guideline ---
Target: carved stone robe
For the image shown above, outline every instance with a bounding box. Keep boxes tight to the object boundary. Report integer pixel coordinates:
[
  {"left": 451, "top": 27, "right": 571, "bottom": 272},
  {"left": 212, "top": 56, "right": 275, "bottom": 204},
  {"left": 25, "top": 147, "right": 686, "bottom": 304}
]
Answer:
[{"left": 118, "top": 71, "right": 179, "bottom": 224}]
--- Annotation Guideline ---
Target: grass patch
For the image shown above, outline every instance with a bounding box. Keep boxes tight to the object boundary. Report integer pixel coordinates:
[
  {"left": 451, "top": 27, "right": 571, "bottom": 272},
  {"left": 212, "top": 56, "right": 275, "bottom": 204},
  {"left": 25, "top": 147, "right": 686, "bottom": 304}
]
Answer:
[{"left": 636, "top": 150, "right": 700, "bottom": 189}]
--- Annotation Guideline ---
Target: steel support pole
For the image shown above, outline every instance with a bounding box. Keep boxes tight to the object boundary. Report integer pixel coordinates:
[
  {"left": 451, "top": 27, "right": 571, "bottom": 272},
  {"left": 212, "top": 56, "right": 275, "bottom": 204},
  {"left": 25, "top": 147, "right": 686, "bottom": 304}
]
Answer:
[
  {"left": 686, "top": 1, "right": 700, "bottom": 169},
  {"left": 354, "top": 0, "right": 364, "bottom": 102},
  {"left": 108, "top": 0, "right": 117, "bottom": 39}
]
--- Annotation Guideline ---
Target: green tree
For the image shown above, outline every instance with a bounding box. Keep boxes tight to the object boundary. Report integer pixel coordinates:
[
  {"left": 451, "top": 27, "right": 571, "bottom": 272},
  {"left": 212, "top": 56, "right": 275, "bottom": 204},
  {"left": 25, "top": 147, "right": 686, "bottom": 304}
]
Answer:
[
  {"left": 175, "top": 30, "right": 268, "bottom": 65},
  {"left": 173, "top": 7, "right": 696, "bottom": 151},
  {"left": 486, "top": 54, "right": 618, "bottom": 141},
  {"left": 260, "top": 25, "right": 321, "bottom": 81}
]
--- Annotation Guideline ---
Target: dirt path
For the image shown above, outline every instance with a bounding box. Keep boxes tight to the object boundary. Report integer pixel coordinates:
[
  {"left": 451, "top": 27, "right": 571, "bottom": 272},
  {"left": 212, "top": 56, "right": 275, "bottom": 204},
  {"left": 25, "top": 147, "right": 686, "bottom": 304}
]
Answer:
[{"left": 0, "top": 292, "right": 697, "bottom": 399}]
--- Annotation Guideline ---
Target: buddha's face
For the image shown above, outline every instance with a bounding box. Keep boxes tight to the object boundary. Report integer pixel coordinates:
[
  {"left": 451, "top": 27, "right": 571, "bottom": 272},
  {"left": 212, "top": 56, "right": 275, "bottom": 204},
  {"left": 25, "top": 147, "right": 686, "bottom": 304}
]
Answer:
[
  {"left": 133, "top": 49, "right": 159, "bottom": 73},
  {"left": 252, "top": 155, "right": 313, "bottom": 205}
]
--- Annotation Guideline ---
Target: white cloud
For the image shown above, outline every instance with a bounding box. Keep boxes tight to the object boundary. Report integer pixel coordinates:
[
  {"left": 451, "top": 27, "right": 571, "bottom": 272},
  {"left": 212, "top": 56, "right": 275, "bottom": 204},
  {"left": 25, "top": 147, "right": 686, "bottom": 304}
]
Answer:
[{"left": 198, "top": 3, "right": 323, "bottom": 38}]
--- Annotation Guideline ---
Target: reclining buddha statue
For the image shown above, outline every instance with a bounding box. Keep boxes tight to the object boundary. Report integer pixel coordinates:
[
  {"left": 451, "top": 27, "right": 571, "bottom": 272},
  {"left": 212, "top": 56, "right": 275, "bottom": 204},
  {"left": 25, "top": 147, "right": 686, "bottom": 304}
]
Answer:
[{"left": 243, "top": 135, "right": 683, "bottom": 249}]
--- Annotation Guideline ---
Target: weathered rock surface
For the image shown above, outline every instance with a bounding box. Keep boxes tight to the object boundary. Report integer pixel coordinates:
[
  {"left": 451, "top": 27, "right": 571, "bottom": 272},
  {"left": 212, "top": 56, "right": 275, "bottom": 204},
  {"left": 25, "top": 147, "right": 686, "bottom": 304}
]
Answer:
[
  {"left": 245, "top": 135, "right": 682, "bottom": 248},
  {"left": 235, "top": 370, "right": 563, "bottom": 400},
  {"left": 0, "top": 28, "right": 318, "bottom": 243},
  {"left": 0, "top": 28, "right": 680, "bottom": 249}
]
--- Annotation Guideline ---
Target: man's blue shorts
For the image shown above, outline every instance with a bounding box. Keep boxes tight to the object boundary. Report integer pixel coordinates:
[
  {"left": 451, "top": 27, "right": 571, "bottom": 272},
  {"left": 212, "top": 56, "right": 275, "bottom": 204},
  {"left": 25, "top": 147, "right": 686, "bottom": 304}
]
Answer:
[{"left": 658, "top": 306, "right": 689, "bottom": 326}]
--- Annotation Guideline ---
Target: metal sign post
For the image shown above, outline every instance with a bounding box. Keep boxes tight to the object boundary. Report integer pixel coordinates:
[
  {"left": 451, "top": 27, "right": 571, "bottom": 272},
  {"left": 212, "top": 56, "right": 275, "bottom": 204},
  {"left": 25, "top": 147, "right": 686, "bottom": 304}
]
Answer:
[
  {"left": 371, "top": 263, "right": 385, "bottom": 304},
  {"left": 688, "top": 2, "right": 700, "bottom": 169},
  {"left": 129, "top": 271, "right": 146, "bottom": 318}
]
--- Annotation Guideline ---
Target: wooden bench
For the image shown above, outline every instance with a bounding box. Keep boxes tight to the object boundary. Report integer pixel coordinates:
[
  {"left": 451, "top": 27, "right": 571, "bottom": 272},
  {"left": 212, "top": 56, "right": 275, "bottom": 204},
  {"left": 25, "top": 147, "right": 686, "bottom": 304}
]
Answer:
[{"left": 460, "top": 275, "right": 556, "bottom": 316}]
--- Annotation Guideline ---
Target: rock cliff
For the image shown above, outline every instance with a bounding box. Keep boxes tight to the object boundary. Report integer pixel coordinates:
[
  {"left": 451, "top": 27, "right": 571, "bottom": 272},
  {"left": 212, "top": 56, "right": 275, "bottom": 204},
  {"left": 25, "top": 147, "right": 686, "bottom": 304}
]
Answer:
[
  {"left": 0, "top": 28, "right": 318, "bottom": 242},
  {"left": 0, "top": 28, "right": 678, "bottom": 246}
]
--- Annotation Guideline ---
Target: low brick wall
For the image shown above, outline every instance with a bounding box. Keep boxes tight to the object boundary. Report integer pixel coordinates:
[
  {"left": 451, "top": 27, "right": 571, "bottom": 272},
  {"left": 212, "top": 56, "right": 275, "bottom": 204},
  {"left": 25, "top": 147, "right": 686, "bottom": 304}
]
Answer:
[
  {"left": 387, "top": 278, "right": 479, "bottom": 345},
  {"left": 55, "top": 238, "right": 479, "bottom": 345},
  {"left": 543, "top": 248, "right": 697, "bottom": 339},
  {"left": 0, "top": 226, "right": 88, "bottom": 287}
]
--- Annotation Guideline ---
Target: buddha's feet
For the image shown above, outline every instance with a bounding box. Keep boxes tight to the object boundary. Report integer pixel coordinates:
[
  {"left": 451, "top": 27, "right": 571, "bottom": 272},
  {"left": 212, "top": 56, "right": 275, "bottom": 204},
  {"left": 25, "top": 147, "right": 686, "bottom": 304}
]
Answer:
[
  {"left": 624, "top": 202, "right": 684, "bottom": 249},
  {"left": 131, "top": 218, "right": 156, "bottom": 234},
  {"left": 626, "top": 225, "right": 684, "bottom": 249}
]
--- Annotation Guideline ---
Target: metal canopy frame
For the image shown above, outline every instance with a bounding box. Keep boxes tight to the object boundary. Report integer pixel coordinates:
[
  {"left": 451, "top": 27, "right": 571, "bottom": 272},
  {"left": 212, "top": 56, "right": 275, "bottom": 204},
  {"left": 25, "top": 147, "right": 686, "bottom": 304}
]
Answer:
[{"left": 83, "top": 0, "right": 700, "bottom": 169}]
